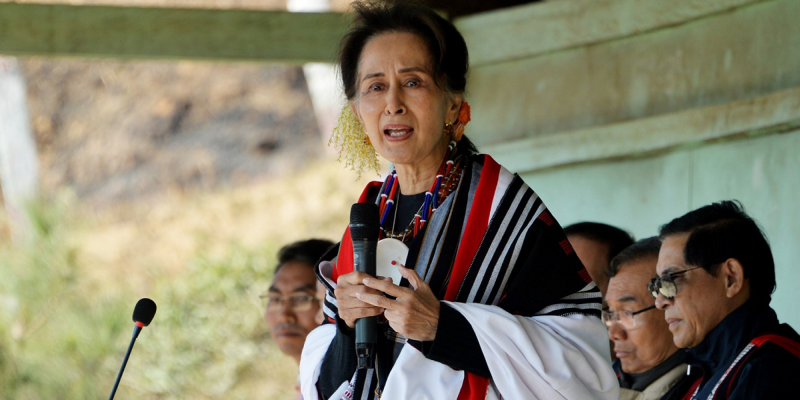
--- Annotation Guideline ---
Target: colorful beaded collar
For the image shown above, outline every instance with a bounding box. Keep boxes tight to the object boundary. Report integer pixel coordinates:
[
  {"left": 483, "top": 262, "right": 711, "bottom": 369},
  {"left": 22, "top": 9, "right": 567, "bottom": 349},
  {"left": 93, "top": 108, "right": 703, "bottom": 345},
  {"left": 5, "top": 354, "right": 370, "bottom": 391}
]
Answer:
[{"left": 375, "top": 141, "right": 464, "bottom": 242}]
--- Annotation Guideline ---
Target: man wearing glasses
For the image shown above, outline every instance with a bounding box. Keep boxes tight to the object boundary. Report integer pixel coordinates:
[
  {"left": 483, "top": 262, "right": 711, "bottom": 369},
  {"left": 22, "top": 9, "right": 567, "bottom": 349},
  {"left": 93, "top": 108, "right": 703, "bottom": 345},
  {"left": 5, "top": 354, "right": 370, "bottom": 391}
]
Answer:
[
  {"left": 653, "top": 200, "right": 800, "bottom": 399},
  {"left": 262, "top": 239, "right": 334, "bottom": 399},
  {"left": 604, "top": 237, "right": 698, "bottom": 400}
]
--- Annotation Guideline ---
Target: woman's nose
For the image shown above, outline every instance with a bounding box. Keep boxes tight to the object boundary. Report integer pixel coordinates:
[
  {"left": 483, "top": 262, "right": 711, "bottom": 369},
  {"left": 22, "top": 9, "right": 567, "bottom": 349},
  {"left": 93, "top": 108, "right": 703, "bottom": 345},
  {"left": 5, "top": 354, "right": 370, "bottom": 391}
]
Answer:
[{"left": 384, "top": 86, "right": 405, "bottom": 115}]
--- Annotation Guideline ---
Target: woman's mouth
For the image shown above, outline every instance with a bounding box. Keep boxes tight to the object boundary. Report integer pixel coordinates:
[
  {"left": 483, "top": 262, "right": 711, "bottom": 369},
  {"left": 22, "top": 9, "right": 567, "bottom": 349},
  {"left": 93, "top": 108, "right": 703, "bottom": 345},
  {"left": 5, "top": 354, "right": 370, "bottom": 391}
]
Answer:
[{"left": 383, "top": 125, "right": 414, "bottom": 139}]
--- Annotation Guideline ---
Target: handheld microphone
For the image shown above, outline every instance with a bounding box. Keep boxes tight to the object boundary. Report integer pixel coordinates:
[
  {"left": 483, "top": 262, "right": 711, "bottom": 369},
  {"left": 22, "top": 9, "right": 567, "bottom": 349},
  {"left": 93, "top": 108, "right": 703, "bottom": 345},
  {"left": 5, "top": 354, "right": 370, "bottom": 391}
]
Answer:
[
  {"left": 108, "top": 298, "right": 157, "bottom": 400},
  {"left": 350, "top": 203, "right": 379, "bottom": 370}
]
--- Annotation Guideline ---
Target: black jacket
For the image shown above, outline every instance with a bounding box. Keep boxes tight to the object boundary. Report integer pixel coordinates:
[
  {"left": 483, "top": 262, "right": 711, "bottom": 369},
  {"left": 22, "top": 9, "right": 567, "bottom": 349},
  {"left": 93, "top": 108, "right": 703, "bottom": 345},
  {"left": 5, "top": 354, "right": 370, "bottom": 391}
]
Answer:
[{"left": 686, "top": 298, "right": 800, "bottom": 399}]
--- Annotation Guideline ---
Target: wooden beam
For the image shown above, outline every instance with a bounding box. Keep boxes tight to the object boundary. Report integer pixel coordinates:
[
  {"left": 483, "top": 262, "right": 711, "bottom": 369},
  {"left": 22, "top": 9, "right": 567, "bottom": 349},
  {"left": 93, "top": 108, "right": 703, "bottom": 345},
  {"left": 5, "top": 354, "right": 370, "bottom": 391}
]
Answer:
[
  {"left": 455, "top": 0, "right": 763, "bottom": 66},
  {"left": 482, "top": 86, "right": 800, "bottom": 173},
  {"left": 0, "top": 3, "right": 350, "bottom": 62}
]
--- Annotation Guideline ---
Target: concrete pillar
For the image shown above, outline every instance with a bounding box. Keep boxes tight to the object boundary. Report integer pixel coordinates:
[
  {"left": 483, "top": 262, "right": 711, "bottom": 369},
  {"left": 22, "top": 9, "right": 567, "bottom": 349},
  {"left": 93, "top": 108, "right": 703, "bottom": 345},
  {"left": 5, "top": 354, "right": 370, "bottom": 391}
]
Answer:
[
  {"left": 288, "top": 0, "right": 345, "bottom": 147},
  {"left": 0, "top": 56, "right": 39, "bottom": 243}
]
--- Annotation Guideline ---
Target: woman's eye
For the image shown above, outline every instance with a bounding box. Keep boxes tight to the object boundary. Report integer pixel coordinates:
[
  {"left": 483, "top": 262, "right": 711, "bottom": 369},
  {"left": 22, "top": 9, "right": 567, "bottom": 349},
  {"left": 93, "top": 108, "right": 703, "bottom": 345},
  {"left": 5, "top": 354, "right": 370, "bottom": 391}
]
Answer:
[
  {"left": 369, "top": 83, "right": 383, "bottom": 91},
  {"left": 406, "top": 80, "right": 419, "bottom": 87}
]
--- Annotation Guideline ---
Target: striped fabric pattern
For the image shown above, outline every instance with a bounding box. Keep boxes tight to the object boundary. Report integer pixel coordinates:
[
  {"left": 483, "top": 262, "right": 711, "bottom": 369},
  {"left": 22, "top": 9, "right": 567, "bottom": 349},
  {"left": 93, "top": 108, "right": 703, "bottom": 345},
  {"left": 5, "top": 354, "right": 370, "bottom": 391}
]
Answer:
[{"left": 317, "top": 153, "right": 601, "bottom": 399}]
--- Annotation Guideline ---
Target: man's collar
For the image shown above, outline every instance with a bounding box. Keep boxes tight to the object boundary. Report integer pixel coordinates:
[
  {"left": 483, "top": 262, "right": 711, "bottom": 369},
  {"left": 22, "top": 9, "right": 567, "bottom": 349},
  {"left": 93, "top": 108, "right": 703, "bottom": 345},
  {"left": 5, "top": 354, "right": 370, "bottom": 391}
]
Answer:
[
  {"left": 687, "top": 298, "right": 777, "bottom": 371},
  {"left": 615, "top": 350, "right": 687, "bottom": 391}
]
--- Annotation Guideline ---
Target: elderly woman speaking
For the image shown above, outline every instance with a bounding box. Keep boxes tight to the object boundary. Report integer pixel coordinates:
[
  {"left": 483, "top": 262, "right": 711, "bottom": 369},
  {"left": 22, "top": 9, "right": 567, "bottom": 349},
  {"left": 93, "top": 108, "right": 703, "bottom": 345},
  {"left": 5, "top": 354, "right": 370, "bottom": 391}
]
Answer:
[{"left": 299, "top": 2, "right": 618, "bottom": 399}]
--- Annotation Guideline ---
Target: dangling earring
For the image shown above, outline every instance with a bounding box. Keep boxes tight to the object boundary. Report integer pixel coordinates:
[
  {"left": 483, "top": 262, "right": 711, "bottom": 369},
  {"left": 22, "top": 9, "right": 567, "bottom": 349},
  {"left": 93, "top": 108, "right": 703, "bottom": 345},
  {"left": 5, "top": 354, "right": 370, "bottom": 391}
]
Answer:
[
  {"left": 443, "top": 121, "right": 454, "bottom": 135},
  {"left": 329, "top": 105, "right": 380, "bottom": 179}
]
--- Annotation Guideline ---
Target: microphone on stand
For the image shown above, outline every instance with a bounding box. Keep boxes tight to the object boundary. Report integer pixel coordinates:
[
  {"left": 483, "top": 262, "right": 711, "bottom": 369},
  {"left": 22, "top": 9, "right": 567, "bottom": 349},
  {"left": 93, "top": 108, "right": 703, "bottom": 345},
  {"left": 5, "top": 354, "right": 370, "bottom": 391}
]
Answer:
[
  {"left": 108, "top": 298, "right": 157, "bottom": 400},
  {"left": 350, "top": 203, "right": 379, "bottom": 369}
]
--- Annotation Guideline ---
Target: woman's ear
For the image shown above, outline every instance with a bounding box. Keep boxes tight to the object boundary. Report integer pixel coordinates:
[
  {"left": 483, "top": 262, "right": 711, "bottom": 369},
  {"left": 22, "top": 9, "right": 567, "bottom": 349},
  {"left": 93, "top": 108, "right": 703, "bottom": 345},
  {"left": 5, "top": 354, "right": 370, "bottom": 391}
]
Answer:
[
  {"left": 350, "top": 102, "right": 364, "bottom": 125},
  {"left": 722, "top": 258, "right": 747, "bottom": 298},
  {"left": 446, "top": 93, "right": 464, "bottom": 123}
]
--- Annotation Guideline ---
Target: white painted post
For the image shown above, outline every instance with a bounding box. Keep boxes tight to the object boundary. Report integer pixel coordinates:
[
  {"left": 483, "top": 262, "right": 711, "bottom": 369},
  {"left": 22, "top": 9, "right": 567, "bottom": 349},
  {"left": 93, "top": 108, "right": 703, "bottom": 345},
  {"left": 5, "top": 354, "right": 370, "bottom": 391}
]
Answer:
[
  {"left": 0, "top": 56, "right": 40, "bottom": 243},
  {"left": 288, "top": 0, "right": 345, "bottom": 148}
]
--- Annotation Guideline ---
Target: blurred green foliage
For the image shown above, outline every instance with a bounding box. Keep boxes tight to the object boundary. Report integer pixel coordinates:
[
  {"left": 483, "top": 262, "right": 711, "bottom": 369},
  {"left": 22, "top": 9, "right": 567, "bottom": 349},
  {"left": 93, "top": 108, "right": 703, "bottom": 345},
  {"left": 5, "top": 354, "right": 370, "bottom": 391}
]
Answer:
[{"left": 0, "top": 199, "right": 297, "bottom": 400}]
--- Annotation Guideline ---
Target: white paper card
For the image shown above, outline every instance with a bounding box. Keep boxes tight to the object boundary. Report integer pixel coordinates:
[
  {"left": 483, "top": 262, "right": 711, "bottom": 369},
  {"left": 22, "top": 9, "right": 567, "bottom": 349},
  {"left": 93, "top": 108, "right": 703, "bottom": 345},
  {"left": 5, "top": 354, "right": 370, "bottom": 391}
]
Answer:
[{"left": 375, "top": 238, "right": 408, "bottom": 283}]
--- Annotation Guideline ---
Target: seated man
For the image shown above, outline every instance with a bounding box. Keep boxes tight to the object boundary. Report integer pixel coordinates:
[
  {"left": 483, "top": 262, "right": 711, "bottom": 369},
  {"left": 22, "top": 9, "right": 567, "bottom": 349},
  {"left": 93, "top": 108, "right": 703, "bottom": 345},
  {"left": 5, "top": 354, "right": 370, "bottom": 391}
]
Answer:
[
  {"left": 565, "top": 222, "right": 634, "bottom": 297},
  {"left": 262, "top": 239, "right": 334, "bottom": 398},
  {"left": 604, "top": 237, "right": 698, "bottom": 400},
  {"left": 654, "top": 201, "right": 800, "bottom": 399},
  {"left": 566, "top": 221, "right": 634, "bottom": 362}
]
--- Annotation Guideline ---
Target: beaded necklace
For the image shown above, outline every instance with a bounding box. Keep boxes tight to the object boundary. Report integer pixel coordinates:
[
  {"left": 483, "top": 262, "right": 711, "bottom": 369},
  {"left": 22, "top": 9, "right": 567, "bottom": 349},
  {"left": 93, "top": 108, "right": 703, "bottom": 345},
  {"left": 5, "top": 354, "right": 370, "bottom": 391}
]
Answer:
[{"left": 375, "top": 141, "right": 464, "bottom": 242}]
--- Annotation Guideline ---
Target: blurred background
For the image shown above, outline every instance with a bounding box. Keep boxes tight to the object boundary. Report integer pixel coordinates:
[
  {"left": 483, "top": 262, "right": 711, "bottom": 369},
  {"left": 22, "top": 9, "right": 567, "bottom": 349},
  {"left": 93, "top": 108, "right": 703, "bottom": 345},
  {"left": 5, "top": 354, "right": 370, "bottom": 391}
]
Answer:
[
  {"left": 0, "top": 48, "right": 367, "bottom": 400},
  {"left": 0, "top": 1, "right": 366, "bottom": 398},
  {"left": 0, "top": 0, "right": 798, "bottom": 399}
]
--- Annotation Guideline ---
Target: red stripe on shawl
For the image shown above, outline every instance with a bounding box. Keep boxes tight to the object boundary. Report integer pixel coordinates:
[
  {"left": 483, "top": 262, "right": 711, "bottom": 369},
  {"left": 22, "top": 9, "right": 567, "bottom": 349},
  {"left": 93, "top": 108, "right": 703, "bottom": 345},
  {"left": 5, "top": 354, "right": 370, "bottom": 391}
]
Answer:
[
  {"left": 559, "top": 239, "right": 574, "bottom": 255},
  {"left": 447, "top": 155, "right": 501, "bottom": 400},
  {"left": 332, "top": 181, "right": 383, "bottom": 284},
  {"left": 578, "top": 268, "right": 592, "bottom": 283},
  {"left": 537, "top": 210, "right": 554, "bottom": 226},
  {"left": 445, "top": 155, "right": 500, "bottom": 301},
  {"left": 458, "top": 373, "right": 490, "bottom": 400}
]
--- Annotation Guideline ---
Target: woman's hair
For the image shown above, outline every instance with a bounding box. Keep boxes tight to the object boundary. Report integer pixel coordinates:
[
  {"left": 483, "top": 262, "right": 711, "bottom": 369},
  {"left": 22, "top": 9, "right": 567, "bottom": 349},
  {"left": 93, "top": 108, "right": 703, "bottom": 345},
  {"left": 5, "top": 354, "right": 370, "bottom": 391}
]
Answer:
[
  {"left": 338, "top": 1, "right": 469, "bottom": 100},
  {"left": 338, "top": 1, "right": 477, "bottom": 155}
]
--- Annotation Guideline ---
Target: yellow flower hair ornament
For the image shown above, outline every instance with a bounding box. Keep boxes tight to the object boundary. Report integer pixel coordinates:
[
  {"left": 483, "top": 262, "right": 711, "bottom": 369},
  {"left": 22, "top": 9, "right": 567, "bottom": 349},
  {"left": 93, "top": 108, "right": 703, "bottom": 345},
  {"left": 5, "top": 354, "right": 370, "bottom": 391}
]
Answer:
[{"left": 328, "top": 105, "right": 380, "bottom": 179}]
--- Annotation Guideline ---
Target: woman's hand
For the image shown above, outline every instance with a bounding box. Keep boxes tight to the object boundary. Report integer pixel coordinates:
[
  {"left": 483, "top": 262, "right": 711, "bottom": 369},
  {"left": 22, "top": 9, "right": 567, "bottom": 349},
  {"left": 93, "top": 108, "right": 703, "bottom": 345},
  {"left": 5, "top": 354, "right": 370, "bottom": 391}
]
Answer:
[
  {"left": 358, "top": 265, "right": 440, "bottom": 341},
  {"left": 335, "top": 271, "right": 392, "bottom": 329}
]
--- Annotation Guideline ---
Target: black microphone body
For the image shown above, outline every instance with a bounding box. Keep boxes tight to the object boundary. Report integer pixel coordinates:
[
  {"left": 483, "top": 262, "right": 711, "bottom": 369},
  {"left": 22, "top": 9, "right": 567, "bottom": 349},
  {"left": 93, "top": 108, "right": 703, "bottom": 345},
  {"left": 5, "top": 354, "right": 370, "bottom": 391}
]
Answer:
[
  {"left": 108, "top": 325, "right": 143, "bottom": 400},
  {"left": 108, "top": 298, "right": 157, "bottom": 400},
  {"left": 350, "top": 203, "right": 380, "bottom": 370},
  {"left": 353, "top": 239, "right": 377, "bottom": 369}
]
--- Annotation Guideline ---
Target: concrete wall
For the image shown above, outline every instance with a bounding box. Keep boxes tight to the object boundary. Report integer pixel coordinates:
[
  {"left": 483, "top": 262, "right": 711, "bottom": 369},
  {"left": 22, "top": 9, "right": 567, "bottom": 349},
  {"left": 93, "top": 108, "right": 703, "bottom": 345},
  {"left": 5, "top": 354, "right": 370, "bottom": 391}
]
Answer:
[
  {"left": 524, "top": 129, "right": 800, "bottom": 325},
  {"left": 456, "top": 0, "right": 800, "bottom": 327}
]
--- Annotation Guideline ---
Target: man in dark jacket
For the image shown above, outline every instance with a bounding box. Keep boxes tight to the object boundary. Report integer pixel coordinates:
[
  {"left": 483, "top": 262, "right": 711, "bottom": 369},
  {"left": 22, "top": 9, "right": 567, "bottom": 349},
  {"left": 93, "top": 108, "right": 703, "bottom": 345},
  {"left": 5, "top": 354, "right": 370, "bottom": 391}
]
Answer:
[{"left": 653, "top": 200, "right": 800, "bottom": 399}]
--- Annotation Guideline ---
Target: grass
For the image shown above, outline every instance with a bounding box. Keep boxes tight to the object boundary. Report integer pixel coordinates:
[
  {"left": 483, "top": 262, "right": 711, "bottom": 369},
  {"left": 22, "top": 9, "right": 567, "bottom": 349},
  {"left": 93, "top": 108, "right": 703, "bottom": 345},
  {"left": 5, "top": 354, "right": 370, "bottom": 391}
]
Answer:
[{"left": 0, "top": 158, "right": 370, "bottom": 399}]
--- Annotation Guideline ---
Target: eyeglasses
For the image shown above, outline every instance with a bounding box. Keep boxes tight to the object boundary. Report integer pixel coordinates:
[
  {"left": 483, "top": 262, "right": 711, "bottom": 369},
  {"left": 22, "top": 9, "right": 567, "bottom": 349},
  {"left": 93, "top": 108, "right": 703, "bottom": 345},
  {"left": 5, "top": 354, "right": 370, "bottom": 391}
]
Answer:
[
  {"left": 647, "top": 266, "right": 703, "bottom": 299},
  {"left": 260, "top": 293, "right": 316, "bottom": 313},
  {"left": 601, "top": 305, "right": 656, "bottom": 329}
]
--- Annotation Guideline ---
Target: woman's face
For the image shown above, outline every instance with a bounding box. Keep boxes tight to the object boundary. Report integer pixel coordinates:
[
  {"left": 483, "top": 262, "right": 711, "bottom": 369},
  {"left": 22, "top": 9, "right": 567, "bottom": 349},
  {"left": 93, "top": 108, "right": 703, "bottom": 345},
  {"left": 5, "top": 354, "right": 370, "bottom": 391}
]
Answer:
[{"left": 353, "top": 32, "right": 461, "bottom": 173}]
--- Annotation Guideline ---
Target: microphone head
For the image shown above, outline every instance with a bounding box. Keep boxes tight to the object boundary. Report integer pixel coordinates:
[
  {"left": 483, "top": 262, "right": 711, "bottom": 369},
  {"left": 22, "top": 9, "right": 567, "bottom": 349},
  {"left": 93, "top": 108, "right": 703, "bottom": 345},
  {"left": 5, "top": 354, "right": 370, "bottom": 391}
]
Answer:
[
  {"left": 132, "top": 298, "right": 157, "bottom": 327},
  {"left": 349, "top": 203, "right": 380, "bottom": 241}
]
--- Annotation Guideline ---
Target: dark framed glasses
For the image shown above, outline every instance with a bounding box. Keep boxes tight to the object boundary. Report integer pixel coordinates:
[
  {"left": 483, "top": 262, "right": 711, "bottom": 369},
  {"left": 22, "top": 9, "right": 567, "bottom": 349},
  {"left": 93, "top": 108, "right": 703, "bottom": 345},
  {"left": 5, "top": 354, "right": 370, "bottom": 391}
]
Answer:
[
  {"left": 648, "top": 267, "right": 703, "bottom": 299},
  {"left": 601, "top": 305, "right": 656, "bottom": 329}
]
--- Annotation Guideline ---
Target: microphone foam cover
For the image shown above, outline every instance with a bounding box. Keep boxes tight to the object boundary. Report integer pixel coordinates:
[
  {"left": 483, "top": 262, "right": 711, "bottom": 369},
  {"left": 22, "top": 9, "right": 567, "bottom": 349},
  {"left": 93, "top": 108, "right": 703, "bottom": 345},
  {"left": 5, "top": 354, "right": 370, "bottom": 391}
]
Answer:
[
  {"left": 350, "top": 203, "right": 380, "bottom": 241},
  {"left": 132, "top": 298, "right": 157, "bottom": 326}
]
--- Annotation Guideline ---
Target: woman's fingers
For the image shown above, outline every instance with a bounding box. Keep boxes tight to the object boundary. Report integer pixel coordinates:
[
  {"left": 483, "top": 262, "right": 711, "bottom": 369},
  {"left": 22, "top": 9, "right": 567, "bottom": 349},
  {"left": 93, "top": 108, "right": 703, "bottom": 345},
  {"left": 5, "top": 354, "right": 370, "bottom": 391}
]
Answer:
[
  {"left": 362, "top": 276, "right": 408, "bottom": 298},
  {"left": 355, "top": 266, "right": 440, "bottom": 341},
  {"left": 356, "top": 291, "right": 392, "bottom": 308},
  {"left": 337, "top": 271, "right": 372, "bottom": 286},
  {"left": 335, "top": 271, "right": 388, "bottom": 328},
  {"left": 334, "top": 268, "right": 441, "bottom": 336},
  {"left": 398, "top": 264, "right": 426, "bottom": 291},
  {"left": 343, "top": 305, "right": 384, "bottom": 320}
]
